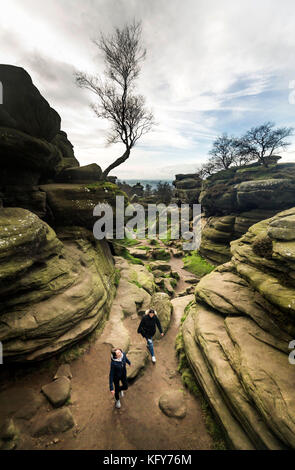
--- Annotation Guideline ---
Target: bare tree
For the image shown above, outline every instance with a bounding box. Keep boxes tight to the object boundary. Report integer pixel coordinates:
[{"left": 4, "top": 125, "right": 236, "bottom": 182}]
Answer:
[
  {"left": 75, "top": 21, "right": 154, "bottom": 179},
  {"left": 208, "top": 133, "right": 241, "bottom": 170},
  {"left": 238, "top": 122, "right": 293, "bottom": 167}
]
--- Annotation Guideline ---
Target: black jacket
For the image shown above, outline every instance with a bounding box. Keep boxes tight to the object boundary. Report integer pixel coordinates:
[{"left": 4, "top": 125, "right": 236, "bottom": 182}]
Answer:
[
  {"left": 137, "top": 313, "right": 163, "bottom": 339},
  {"left": 109, "top": 352, "right": 131, "bottom": 391}
]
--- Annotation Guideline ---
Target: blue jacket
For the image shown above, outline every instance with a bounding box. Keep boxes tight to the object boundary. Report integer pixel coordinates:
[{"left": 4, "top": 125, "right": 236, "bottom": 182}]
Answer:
[{"left": 109, "top": 352, "right": 131, "bottom": 391}]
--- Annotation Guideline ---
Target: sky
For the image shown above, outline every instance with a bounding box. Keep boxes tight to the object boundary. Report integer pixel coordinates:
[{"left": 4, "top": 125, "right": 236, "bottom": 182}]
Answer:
[{"left": 1, "top": 0, "right": 295, "bottom": 179}]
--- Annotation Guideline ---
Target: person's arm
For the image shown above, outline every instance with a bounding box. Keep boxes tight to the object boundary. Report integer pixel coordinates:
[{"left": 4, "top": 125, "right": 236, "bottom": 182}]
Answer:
[
  {"left": 109, "top": 363, "right": 115, "bottom": 391},
  {"left": 137, "top": 317, "right": 146, "bottom": 337},
  {"left": 125, "top": 355, "right": 131, "bottom": 366},
  {"left": 155, "top": 315, "right": 163, "bottom": 334}
]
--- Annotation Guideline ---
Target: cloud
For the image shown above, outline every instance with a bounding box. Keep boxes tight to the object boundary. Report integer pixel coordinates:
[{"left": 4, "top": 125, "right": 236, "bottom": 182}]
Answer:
[{"left": 1, "top": 0, "right": 295, "bottom": 178}]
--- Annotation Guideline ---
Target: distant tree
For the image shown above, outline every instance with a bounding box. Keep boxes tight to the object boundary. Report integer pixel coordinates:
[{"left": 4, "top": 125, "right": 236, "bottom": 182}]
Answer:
[
  {"left": 155, "top": 181, "right": 173, "bottom": 204},
  {"left": 208, "top": 133, "right": 240, "bottom": 170},
  {"left": 75, "top": 21, "right": 154, "bottom": 179},
  {"left": 198, "top": 160, "right": 218, "bottom": 178},
  {"left": 238, "top": 122, "right": 293, "bottom": 167},
  {"left": 144, "top": 183, "right": 153, "bottom": 197}
]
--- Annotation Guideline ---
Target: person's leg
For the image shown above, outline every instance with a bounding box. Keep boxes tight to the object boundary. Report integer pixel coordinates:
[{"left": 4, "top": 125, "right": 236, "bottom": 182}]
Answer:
[
  {"left": 121, "top": 374, "right": 128, "bottom": 392},
  {"left": 114, "top": 378, "right": 120, "bottom": 401},
  {"left": 146, "top": 337, "right": 155, "bottom": 357}
]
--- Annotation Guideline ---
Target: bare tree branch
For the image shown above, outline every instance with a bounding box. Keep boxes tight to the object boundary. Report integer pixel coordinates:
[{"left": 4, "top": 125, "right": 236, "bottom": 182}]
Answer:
[{"left": 75, "top": 20, "right": 154, "bottom": 179}]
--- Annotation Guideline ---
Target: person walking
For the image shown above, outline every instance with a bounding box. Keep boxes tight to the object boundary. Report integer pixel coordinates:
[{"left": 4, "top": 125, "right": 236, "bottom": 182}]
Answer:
[
  {"left": 137, "top": 308, "right": 164, "bottom": 363},
  {"left": 109, "top": 348, "right": 131, "bottom": 409}
]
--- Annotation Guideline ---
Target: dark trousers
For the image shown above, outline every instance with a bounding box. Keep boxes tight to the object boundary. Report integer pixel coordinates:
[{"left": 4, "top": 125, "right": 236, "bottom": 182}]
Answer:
[{"left": 113, "top": 374, "right": 128, "bottom": 400}]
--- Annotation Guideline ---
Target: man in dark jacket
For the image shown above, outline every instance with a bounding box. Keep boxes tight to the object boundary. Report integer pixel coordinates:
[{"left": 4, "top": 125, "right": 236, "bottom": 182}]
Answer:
[
  {"left": 137, "top": 308, "right": 164, "bottom": 363},
  {"left": 109, "top": 348, "right": 131, "bottom": 409}
]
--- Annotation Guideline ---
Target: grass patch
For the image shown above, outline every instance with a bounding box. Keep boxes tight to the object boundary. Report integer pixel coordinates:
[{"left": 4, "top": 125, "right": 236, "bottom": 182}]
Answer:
[
  {"left": 125, "top": 252, "right": 144, "bottom": 265},
  {"left": 114, "top": 268, "right": 121, "bottom": 287},
  {"left": 183, "top": 251, "right": 215, "bottom": 278},
  {"left": 117, "top": 238, "right": 140, "bottom": 247},
  {"left": 175, "top": 331, "right": 227, "bottom": 450},
  {"left": 130, "top": 280, "right": 143, "bottom": 289}
]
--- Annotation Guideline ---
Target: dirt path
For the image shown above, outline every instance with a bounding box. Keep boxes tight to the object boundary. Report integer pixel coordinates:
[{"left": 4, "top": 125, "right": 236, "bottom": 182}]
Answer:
[{"left": 1, "top": 246, "right": 212, "bottom": 450}]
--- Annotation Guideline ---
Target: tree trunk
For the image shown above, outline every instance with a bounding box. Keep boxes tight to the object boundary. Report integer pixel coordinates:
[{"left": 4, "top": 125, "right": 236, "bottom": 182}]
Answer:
[{"left": 102, "top": 148, "right": 131, "bottom": 179}]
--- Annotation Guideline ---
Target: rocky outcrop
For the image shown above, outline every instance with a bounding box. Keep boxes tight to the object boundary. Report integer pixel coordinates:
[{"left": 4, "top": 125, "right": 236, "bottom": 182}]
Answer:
[
  {"left": 159, "top": 390, "right": 187, "bottom": 418},
  {"left": 0, "top": 208, "right": 116, "bottom": 361},
  {"left": 200, "top": 163, "right": 295, "bottom": 264},
  {"left": 52, "top": 130, "right": 80, "bottom": 171},
  {"left": 173, "top": 173, "right": 202, "bottom": 204},
  {"left": 182, "top": 208, "right": 295, "bottom": 449},
  {"left": 40, "top": 181, "right": 127, "bottom": 229},
  {"left": 150, "top": 292, "right": 173, "bottom": 339},
  {"left": 0, "top": 65, "right": 85, "bottom": 219},
  {"left": 0, "top": 65, "right": 60, "bottom": 141},
  {"left": 55, "top": 163, "right": 102, "bottom": 184}
]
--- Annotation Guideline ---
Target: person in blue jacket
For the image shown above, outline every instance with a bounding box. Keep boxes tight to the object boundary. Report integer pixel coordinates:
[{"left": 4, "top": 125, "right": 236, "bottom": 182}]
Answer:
[{"left": 109, "top": 347, "right": 131, "bottom": 409}]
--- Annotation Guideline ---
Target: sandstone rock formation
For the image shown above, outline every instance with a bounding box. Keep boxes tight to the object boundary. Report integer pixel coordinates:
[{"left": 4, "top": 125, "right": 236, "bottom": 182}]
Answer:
[
  {"left": 182, "top": 208, "right": 295, "bottom": 449},
  {"left": 159, "top": 390, "right": 187, "bottom": 418},
  {"left": 0, "top": 208, "right": 116, "bottom": 361},
  {"left": 0, "top": 65, "right": 60, "bottom": 141},
  {"left": 173, "top": 173, "right": 202, "bottom": 205},
  {"left": 150, "top": 292, "right": 173, "bottom": 339},
  {"left": 200, "top": 163, "right": 295, "bottom": 264}
]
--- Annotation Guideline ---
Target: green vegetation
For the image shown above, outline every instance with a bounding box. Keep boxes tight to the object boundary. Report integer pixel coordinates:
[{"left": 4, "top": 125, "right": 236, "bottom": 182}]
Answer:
[
  {"left": 116, "top": 237, "right": 140, "bottom": 247},
  {"left": 175, "top": 331, "right": 227, "bottom": 450},
  {"left": 183, "top": 251, "right": 215, "bottom": 278},
  {"left": 152, "top": 248, "right": 170, "bottom": 260},
  {"left": 149, "top": 238, "right": 159, "bottom": 246},
  {"left": 130, "top": 279, "right": 143, "bottom": 289},
  {"left": 114, "top": 268, "right": 121, "bottom": 287}
]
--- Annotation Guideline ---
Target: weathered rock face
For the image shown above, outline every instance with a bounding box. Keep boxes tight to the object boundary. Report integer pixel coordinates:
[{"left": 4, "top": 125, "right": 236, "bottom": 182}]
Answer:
[
  {"left": 0, "top": 65, "right": 61, "bottom": 141},
  {"left": 158, "top": 390, "right": 187, "bottom": 418},
  {"left": 52, "top": 130, "right": 80, "bottom": 171},
  {"left": 0, "top": 66, "right": 83, "bottom": 219},
  {"left": 150, "top": 292, "right": 173, "bottom": 339},
  {"left": 200, "top": 163, "right": 295, "bottom": 264},
  {"left": 55, "top": 163, "right": 103, "bottom": 184},
  {"left": 173, "top": 173, "right": 202, "bottom": 204},
  {"left": 182, "top": 208, "right": 295, "bottom": 449},
  {"left": 0, "top": 208, "right": 116, "bottom": 362},
  {"left": 40, "top": 182, "right": 127, "bottom": 230}
]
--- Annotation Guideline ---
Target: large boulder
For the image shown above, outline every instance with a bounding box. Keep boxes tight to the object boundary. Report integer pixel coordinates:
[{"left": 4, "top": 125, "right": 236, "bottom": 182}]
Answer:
[
  {"left": 32, "top": 408, "right": 75, "bottom": 437},
  {"left": 199, "top": 163, "right": 295, "bottom": 264},
  {"left": 52, "top": 130, "right": 80, "bottom": 171},
  {"left": 150, "top": 292, "right": 173, "bottom": 339},
  {"left": 41, "top": 377, "right": 71, "bottom": 407},
  {"left": 55, "top": 163, "right": 102, "bottom": 184},
  {"left": 40, "top": 181, "right": 127, "bottom": 229},
  {"left": 173, "top": 173, "right": 202, "bottom": 204},
  {"left": 158, "top": 390, "right": 187, "bottom": 418},
  {"left": 0, "top": 65, "right": 60, "bottom": 141},
  {"left": 0, "top": 127, "right": 62, "bottom": 185},
  {"left": 0, "top": 208, "right": 116, "bottom": 361},
  {"left": 182, "top": 208, "right": 295, "bottom": 449}
]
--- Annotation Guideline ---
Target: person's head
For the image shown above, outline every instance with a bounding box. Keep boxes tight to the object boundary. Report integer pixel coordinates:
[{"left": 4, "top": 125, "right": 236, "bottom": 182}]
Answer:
[
  {"left": 111, "top": 348, "right": 123, "bottom": 359},
  {"left": 148, "top": 308, "right": 155, "bottom": 317}
]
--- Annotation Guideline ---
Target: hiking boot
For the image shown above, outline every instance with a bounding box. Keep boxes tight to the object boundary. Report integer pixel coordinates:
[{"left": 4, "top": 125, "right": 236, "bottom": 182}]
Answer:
[
  {"left": 120, "top": 391, "right": 124, "bottom": 398},
  {"left": 152, "top": 356, "right": 156, "bottom": 363},
  {"left": 115, "top": 399, "right": 121, "bottom": 408}
]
